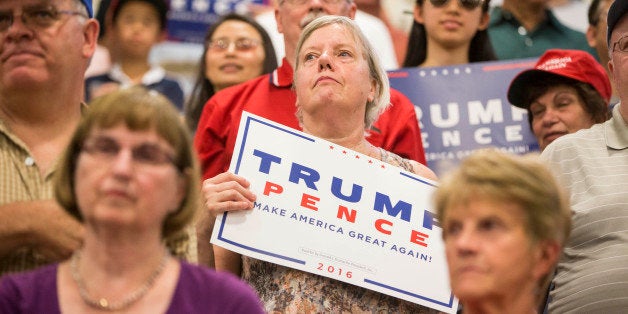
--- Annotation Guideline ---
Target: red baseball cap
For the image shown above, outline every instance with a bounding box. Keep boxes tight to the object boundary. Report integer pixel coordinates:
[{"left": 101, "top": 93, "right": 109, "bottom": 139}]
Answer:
[{"left": 507, "top": 49, "right": 612, "bottom": 109}]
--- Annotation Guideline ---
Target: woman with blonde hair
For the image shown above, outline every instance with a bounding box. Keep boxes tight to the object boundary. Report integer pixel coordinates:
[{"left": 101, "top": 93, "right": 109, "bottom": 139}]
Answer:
[{"left": 433, "top": 149, "right": 571, "bottom": 314}]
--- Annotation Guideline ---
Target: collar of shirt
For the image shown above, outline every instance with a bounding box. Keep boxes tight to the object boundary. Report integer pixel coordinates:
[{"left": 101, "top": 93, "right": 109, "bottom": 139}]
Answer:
[
  {"left": 270, "top": 58, "right": 294, "bottom": 88},
  {"left": 606, "top": 103, "right": 628, "bottom": 150},
  {"left": 489, "top": 6, "right": 566, "bottom": 34},
  {"left": 109, "top": 63, "right": 167, "bottom": 87}
]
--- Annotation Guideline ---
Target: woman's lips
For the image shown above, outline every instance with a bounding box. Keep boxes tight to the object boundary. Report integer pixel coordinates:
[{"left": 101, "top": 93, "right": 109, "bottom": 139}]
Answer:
[
  {"left": 544, "top": 131, "right": 567, "bottom": 143},
  {"left": 314, "top": 76, "right": 338, "bottom": 86},
  {"left": 441, "top": 19, "right": 463, "bottom": 30},
  {"left": 220, "top": 63, "right": 243, "bottom": 73}
]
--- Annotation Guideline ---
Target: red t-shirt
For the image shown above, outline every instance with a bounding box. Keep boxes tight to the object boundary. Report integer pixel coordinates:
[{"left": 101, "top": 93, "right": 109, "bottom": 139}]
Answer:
[{"left": 194, "top": 59, "right": 425, "bottom": 180}]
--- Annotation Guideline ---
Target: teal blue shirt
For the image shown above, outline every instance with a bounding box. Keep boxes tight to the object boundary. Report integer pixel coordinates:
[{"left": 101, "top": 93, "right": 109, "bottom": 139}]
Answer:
[{"left": 488, "top": 7, "right": 596, "bottom": 60}]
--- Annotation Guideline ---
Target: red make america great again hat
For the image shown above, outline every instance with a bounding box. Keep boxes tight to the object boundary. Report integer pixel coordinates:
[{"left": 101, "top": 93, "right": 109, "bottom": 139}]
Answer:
[{"left": 507, "top": 49, "right": 611, "bottom": 109}]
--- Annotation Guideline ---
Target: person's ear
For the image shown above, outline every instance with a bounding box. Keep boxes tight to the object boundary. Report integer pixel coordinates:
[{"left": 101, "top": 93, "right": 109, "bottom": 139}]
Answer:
[
  {"left": 586, "top": 25, "right": 599, "bottom": 47},
  {"left": 348, "top": 2, "right": 357, "bottom": 20},
  {"left": 368, "top": 78, "right": 376, "bottom": 104},
  {"left": 477, "top": 11, "right": 490, "bottom": 31},
  {"left": 413, "top": 4, "right": 425, "bottom": 25},
  {"left": 294, "top": 99, "right": 305, "bottom": 128},
  {"left": 608, "top": 57, "right": 617, "bottom": 89},
  {"left": 158, "top": 29, "right": 168, "bottom": 43},
  {"left": 531, "top": 240, "right": 561, "bottom": 282},
  {"left": 275, "top": 8, "right": 283, "bottom": 34},
  {"left": 82, "top": 19, "right": 99, "bottom": 59}
]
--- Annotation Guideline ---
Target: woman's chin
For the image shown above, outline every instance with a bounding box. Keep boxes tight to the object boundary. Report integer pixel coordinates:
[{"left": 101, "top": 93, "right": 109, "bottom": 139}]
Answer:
[{"left": 453, "top": 282, "right": 492, "bottom": 303}]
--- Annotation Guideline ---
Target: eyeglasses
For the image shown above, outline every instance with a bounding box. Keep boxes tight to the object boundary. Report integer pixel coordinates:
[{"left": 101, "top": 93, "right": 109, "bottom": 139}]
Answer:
[
  {"left": 429, "top": 0, "right": 484, "bottom": 10},
  {"left": 208, "top": 38, "right": 261, "bottom": 52},
  {"left": 81, "top": 136, "right": 177, "bottom": 169},
  {"left": 612, "top": 36, "right": 628, "bottom": 53},
  {"left": 281, "top": 0, "right": 345, "bottom": 6},
  {"left": 0, "top": 5, "right": 87, "bottom": 32}
]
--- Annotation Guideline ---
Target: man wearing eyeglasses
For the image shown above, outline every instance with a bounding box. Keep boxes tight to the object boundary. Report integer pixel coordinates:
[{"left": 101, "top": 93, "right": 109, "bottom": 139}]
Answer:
[
  {"left": 0, "top": 0, "right": 98, "bottom": 275},
  {"left": 488, "top": 0, "right": 595, "bottom": 60},
  {"left": 540, "top": 1, "right": 628, "bottom": 312},
  {"left": 194, "top": 0, "right": 425, "bottom": 183}
]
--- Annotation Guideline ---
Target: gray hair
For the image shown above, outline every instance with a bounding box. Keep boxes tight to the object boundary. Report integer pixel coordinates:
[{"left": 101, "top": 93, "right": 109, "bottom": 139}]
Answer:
[
  {"left": 71, "top": 0, "right": 89, "bottom": 22},
  {"left": 294, "top": 15, "right": 390, "bottom": 130}
]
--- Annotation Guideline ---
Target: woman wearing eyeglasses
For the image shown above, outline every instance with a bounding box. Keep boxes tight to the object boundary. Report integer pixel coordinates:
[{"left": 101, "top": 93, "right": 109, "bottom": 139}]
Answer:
[
  {"left": 403, "top": 0, "right": 496, "bottom": 67},
  {"left": 0, "top": 87, "right": 264, "bottom": 314},
  {"left": 184, "top": 13, "right": 277, "bottom": 132}
]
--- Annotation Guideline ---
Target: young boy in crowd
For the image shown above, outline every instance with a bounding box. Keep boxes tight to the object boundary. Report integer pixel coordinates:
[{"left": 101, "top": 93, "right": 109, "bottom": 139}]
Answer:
[{"left": 85, "top": 0, "right": 184, "bottom": 109}]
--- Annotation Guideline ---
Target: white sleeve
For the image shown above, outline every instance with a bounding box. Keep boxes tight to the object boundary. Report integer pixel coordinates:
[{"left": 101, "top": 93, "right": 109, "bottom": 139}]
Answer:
[
  {"left": 255, "top": 11, "right": 286, "bottom": 62},
  {"left": 355, "top": 10, "right": 399, "bottom": 71}
]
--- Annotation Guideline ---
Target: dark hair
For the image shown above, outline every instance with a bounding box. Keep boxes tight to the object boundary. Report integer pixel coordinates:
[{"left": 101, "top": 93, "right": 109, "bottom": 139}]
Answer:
[
  {"left": 403, "top": 0, "right": 497, "bottom": 67},
  {"left": 111, "top": 0, "right": 169, "bottom": 30},
  {"left": 588, "top": 0, "right": 613, "bottom": 26},
  {"left": 184, "top": 13, "right": 277, "bottom": 132},
  {"left": 589, "top": 0, "right": 602, "bottom": 25},
  {"left": 521, "top": 75, "right": 610, "bottom": 128},
  {"left": 95, "top": 0, "right": 112, "bottom": 40}
]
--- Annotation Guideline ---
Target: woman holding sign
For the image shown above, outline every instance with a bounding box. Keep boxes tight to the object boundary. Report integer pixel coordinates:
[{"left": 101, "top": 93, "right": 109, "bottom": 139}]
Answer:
[
  {"left": 403, "top": 0, "right": 496, "bottom": 67},
  {"left": 202, "top": 16, "right": 438, "bottom": 313},
  {"left": 433, "top": 149, "right": 571, "bottom": 314}
]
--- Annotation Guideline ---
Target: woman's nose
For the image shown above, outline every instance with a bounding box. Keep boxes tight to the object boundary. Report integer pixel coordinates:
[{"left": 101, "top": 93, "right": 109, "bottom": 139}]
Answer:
[
  {"left": 318, "top": 52, "right": 333, "bottom": 71},
  {"left": 541, "top": 107, "right": 560, "bottom": 126},
  {"left": 225, "top": 42, "right": 237, "bottom": 54},
  {"left": 308, "top": 0, "right": 324, "bottom": 9},
  {"left": 109, "top": 149, "right": 134, "bottom": 177},
  {"left": 443, "top": 0, "right": 462, "bottom": 12},
  {"left": 453, "top": 227, "right": 478, "bottom": 255}
]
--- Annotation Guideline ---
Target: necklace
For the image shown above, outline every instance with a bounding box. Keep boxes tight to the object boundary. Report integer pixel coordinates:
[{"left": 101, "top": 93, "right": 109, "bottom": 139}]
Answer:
[{"left": 70, "top": 249, "right": 170, "bottom": 311}]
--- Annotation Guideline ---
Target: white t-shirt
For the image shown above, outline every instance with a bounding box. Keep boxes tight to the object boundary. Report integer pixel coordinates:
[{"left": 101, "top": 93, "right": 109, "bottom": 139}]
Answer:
[{"left": 255, "top": 10, "right": 399, "bottom": 70}]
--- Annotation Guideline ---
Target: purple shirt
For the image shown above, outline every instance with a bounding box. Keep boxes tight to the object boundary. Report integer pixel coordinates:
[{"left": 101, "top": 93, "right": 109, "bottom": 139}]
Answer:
[{"left": 0, "top": 261, "right": 264, "bottom": 313}]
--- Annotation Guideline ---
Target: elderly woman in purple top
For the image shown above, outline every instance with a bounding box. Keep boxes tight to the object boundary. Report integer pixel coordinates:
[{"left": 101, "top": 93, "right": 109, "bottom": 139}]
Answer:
[{"left": 0, "top": 87, "right": 263, "bottom": 314}]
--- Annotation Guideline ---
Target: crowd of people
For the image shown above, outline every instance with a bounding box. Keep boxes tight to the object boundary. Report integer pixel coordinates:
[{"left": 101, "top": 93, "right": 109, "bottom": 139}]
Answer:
[{"left": 0, "top": 0, "right": 626, "bottom": 313}]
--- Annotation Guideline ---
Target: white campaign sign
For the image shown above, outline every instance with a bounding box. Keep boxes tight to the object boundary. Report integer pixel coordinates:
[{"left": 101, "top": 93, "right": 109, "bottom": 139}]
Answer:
[{"left": 211, "top": 111, "right": 457, "bottom": 313}]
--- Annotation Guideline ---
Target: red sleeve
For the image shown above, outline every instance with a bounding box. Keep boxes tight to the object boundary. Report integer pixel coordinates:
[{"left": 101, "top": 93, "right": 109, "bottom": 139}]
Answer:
[
  {"left": 194, "top": 94, "right": 232, "bottom": 180},
  {"left": 193, "top": 74, "right": 293, "bottom": 181}
]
